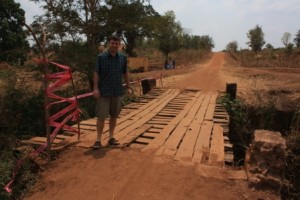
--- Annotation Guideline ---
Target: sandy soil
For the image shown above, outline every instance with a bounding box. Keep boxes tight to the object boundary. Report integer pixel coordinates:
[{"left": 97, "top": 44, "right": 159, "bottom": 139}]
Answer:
[
  {"left": 24, "top": 52, "right": 298, "bottom": 200},
  {"left": 26, "top": 148, "right": 278, "bottom": 200}
]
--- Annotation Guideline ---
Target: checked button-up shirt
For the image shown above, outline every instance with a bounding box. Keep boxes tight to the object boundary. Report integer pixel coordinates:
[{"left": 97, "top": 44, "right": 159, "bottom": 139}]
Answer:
[{"left": 95, "top": 51, "right": 128, "bottom": 97}]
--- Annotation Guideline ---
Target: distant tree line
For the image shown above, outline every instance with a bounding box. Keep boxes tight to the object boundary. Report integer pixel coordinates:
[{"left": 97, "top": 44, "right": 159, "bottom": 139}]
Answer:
[{"left": 226, "top": 24, "right": 300, "bottom": 53}]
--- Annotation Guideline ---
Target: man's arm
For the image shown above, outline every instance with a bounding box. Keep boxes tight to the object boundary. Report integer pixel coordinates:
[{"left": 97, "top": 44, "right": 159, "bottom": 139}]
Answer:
[
  {"left": 123, "top": 71, "right": 130, "bottom": 89},
  {"left": 93, "top": 72, "right": 100, "bottom": 98}
]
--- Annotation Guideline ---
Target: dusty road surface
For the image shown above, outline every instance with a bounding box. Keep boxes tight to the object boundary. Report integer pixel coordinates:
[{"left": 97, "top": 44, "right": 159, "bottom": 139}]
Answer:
[
  {"left": 25, "top": 52, "right": 282, "bottom": 200},
  {"left": 171, "top": 52, "right": 225, "bottom": 92}
]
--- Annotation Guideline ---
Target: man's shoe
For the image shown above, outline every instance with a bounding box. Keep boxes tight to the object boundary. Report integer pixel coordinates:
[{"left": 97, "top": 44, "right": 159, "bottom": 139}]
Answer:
[
  {"left": 108, "top": 138, "right": 120, "bottom": 146},
  {"left": 92, "top": 141, "right": 102, "bottom": 149}
]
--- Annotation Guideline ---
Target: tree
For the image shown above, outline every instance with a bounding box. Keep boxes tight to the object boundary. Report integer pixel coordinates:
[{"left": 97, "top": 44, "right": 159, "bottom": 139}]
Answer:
[
  {"left": 104, "top": 0, "right": 159, "bottom": 56},
  {"left": 226, "top": 41, "right": 238, "bottom": 52},
  {"left": 281, "top": 32, "right": 291, "bottom": 48},
  {"left": 294, "top": 30, "right": 300, "bottom": 48},
  {"left": 265, "top": 43, "right": 274, "bottom": 49},
  {"left": 285, "top": 43, "right": 294, "bottom": 55},
  {"left": 155, "top": 11, "right": 183, "bottom": 60},
  {"left": 30, "top": 0, "right": 97, "bottom": 45},
  {"left": 246, "top": 25, "right": 265, "bottom": 53},
  {"left": 0, "top": 0, "right": 29, "bottom": 64},
  {"left": 197, "top": 35, "right": 214, "bottom": 51}
]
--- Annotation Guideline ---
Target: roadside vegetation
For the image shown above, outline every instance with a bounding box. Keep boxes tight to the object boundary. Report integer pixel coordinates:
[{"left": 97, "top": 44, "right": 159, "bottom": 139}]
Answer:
[{"left": 225, "top": 25, "right": 300, "bottom": 199}]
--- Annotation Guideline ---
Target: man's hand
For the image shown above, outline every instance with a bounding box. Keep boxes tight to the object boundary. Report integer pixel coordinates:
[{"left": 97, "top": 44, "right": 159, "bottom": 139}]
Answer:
[
  {"left": 93, "top": 89, "right": 100, "bottom": 98},
  {"left": 126, "top": 87, "right": 133, "bottom": 95}
]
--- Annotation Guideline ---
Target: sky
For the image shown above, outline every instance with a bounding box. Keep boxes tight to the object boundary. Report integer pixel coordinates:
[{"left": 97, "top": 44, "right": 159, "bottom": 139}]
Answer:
[{"left": 16, "top": 0, "right": 300, "bottom": 51}]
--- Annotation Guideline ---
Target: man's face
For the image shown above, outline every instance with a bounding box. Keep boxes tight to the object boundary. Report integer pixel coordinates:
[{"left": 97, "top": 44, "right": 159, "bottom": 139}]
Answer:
[{"left": 108, "top": 39, "right": 120, "bottom": 54}]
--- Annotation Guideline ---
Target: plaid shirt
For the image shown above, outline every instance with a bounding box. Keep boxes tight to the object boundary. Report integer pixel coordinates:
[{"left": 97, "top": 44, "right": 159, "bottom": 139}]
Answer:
[{"left": 95, "top": 51, "right": 127, "bottom": 96}]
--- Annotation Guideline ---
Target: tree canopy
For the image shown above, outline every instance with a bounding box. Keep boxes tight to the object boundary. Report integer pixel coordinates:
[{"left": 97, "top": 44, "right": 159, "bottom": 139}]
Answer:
[
  {"left": 155, "top": 11, "right": 183, "bottom": 59},
  {"left": 226, "top": 41, "right": 238, "bottom": 52},
  {"left": 246, "top": 25, "right": 265, "bottom": 53},
  {"left": 294, "top": 30, "right": 300, "bottom": 48},
  {"left": 0, "top": 0, "right": 29, "bottom": 64}
]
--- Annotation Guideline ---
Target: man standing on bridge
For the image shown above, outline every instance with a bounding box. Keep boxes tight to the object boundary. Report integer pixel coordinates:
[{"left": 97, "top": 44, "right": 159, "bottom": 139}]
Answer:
[{"left": 92, "top": 34, "right": 131, "bottom": 149}]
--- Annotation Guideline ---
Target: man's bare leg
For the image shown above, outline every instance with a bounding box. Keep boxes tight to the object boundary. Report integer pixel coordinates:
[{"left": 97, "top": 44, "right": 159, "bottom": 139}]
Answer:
[
  {"left": 109, "top": 117, "right": 117, "bottom": 139},
  {"left": 96, "top": 118, "right": 105, "bottom": 142}
]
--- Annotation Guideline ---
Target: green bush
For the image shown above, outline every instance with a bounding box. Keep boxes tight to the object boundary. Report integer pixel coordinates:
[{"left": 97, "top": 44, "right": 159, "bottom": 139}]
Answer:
[
  {"left": 218, "top": 95, "right": 277, "bottom": 165},
  {"left": 282, "top": 109, "right": 300, "bottom": 199},
  {"left": 0, "top": 70, "right": 45, "bottom": 137}
]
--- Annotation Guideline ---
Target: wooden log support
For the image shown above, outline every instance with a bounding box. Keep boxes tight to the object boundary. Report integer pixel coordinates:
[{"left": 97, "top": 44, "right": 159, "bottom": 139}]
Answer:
[{"left": 226, "top": 83, "right": 237, "bottom": 100}]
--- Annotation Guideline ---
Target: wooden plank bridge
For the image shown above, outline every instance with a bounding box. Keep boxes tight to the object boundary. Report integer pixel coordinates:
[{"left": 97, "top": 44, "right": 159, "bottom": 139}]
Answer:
[{"left": 23, "top": 88, "right": 234, "bottom": 166}]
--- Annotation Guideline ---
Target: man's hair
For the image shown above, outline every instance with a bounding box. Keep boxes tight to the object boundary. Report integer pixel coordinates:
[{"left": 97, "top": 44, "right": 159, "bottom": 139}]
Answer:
[{"left": 107, "top": 35, "right": 120, "bottom": 42}]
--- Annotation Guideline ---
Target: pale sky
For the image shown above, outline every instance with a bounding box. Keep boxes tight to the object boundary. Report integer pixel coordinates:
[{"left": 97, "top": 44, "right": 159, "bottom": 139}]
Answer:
[{"left": 16, "top": 0, "right": 300, "bottom": 51}]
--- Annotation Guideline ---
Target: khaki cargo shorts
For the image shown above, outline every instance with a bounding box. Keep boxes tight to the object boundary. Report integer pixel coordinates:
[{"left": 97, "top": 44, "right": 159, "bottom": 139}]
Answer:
[{"left": 96, "top": 96, "right": 122, "bottom": 119}]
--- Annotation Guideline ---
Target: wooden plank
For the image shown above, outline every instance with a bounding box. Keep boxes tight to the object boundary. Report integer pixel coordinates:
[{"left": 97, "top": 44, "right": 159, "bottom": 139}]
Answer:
[
  {"left": 134, "top": 137, "right": 152, "bottom": 144},
  {"left": 21, "top": 140, "right": 64, "bottom": 151},
  {"left": 144, "top": 124, "right": 177, "bottom": 150},
  {"left": 174, "top": 122, "right": 202, "bottom": 162},
  {"left": 194, "top": 94, "right": 211, "bottom": 123},
  {"left": 77, "top": 124, "right": 96, "bottom": 131},
  {"left": 150, "top": 92, "right": 202, "bottom": 155},
  {"left": 192, "top": 121, "right": 213, "bottom": 163},
  {"left": 147, "top": 121, "right": 168, "bottom": 125},
  {"left": 192, "top": 151, "right": 203, "bottom": 164},
  {"left": 208, "top": 124, "right": 224, "bottom": 166},
  {"left": 152, "top": 124, "right": 165, "bottom": 129},
  {"left": 148, "top": 118, "right": 171, "bottom": 122},
  {"left": 209, "top": 93, "right": 218, "bottom": 104},
  {"left": 224, "top": 143, "right": 233, "bottom": 150},
  {"left": 165, "top": 105, "right": 184, "bottom": 108},
  {"left": 118, "top": 125, "right": 152, "bottom": 144},
  {"left": 28, "top": 136, "right": 65, "bottom": 144},
  {"left": 174, "top": 94, "right": 209, "bottom": 162},
  {"left": 160, "top": 93, "right": 205, "bottom": 157},
  {"left": 204, "top": 103, "right": 215, "bottom": 121},
  {"left": 163, "top": 108, "right": 181, "bottom": 112},
  {"left": 152, "top": 116, "right": 174, "bottom": 119},
  {"left": 79, "top": 119, "right": 97, "bottom": 126},
  {"left": 147, "top": 128, "right": 162, "bottom": 133},
  {"left": 174, "top": 94, "right": 213, "bottom": 162},
  {"left": 213, "top": 114, "right": 228, "bottom": 118},
  {"left": 113, "top": 90, "right": 180, "bottom": 143},
  {"left": 142, "top": 132, "right": 158, "bottom": 139},
  {"left": 167, "top": 102, "right": 187, "bottom": 105},
  {"left": 144, "top": 92, "right": 202, "bottom": 151},
  {"left": 168, "top": 101, "right": 189, "bottom": 104},
  {"left": 55, "top": 135, "right": 72, "bottom": 139},
  {"left": 77, "top": 89, "right": 175, "bottom": 145},
  {"left": 159, "top": 111, "right": 179, "bottom": 114},
  {"left": 204, "top": 93, "right": 217, "bottom": 121},
  {"left": 213, "top": 119, "right": 229, "bottom": 123}
]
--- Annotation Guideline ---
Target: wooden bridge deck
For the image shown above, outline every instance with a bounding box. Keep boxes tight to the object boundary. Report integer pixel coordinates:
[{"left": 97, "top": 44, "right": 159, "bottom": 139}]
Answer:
[
  {"left": 22, "top": 88, "right": 233, "bottom": 166},
  {"left": 78, "top": 88, "right": 232, "bottom": 166}
]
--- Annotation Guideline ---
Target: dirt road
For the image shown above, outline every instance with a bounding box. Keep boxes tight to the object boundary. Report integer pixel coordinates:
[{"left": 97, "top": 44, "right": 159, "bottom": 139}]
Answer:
[
  {"left": 172, "top": 52, "right": 225, "bottom": 92},
  {"left": 25, "top": 53, "right": 279, "bottom": 200}
]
